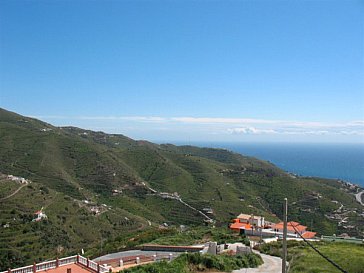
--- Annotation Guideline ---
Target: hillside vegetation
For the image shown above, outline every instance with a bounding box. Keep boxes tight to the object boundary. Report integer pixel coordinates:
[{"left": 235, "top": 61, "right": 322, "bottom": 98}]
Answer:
[
  {"left": 0, "top": 108, "right": 363, "bottom": 269},
  {"left": 122, "top": 252, "right": 263, "bottom": 273},
  {"left": 256, "top": 240, "right": 364, "bottom": 273}
]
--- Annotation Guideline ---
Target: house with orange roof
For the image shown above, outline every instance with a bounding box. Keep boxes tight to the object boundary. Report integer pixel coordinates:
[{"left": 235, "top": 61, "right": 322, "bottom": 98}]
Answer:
[
  {"left": 230, "top": 213, "right": 265, "bottom": 231},
  {"left": 230, "top": 218, "right": 251, "bottom": 231},
  {"left": 230, "top": 213, "right": 316, "bottom": 239},
  {"left": 273, "top": 221, "right": 316, "bottom": 238},
  {"left": 236, "top": 213, "right": 265, "bottom": 227}
]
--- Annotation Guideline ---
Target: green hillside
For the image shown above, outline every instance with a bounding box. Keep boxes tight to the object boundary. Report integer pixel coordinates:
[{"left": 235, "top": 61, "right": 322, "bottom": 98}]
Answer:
[
  {"left": 0, "top": 108, "right": 363, "bottom": 269},
  {"left": 256, "top": 240, "right": 364, "bottom": 273}
]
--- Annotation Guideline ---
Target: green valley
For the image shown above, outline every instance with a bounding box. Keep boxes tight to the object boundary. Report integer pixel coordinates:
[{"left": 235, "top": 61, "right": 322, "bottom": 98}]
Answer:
[{"left": 0, "top": 108, "right": 363, "bottom": 269}]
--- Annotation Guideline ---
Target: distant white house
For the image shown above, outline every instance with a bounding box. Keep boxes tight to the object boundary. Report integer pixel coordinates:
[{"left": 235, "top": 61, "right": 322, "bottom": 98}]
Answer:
[
  {"left": 202, "top": 208, "right": 214, "bottom": 214},
  {"left": 7, "top": 175, "right": 28, "bottom": 184},
  {"left": 90, "top": 206, "right": 101, "bottom": 214},
  {"left": 33, "top": 208, "right": 47, "bottom": 222},
  {"left": 7, "top": 174, "right": 30, "bottom": 184},
  {"left": 40, "top": 128, "right": 52, "bottom": 132}
]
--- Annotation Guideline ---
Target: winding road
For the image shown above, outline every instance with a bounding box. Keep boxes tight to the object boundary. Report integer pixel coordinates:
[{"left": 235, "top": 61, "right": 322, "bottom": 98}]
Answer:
[
  {"left": 143, "top": 183, "right": 213, "bottom": 222},
  {"left": 0, "top": 183, "right": 28, "bottom": 201},
  {"left": 355, "top": 190, "right": 364, "bottom": 206}
]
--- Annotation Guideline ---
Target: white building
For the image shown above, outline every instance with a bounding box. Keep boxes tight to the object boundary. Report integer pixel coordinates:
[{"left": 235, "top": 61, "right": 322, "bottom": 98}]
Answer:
[
  {"left": 237, "top": 213, "right": 265, "bottom": 227},
  {"left": 33, "top": 208, "right": 47, "bottom": 222}
]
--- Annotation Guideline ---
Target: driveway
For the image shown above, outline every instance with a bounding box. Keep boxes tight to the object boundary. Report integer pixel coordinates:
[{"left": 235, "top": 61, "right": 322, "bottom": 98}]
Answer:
[{"left": 232, "top": 252, "right": 282, "bottom": 273}]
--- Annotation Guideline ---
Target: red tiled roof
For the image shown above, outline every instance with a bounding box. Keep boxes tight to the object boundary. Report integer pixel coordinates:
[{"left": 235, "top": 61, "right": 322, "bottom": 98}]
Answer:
[
  {"left": 301, "top": 231, "right": 317, "bottom": 239},
  {"left": 230, "top": 222, "right": 246, "bottom": 230},
  {"left": 274, "top": 221, "right": 307, "bottom": 232},
  {"left": 230, "top": 222, "right": 252, "bottom": 230}
]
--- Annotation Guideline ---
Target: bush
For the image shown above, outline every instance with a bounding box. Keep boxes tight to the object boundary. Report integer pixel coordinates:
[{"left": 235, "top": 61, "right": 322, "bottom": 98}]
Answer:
[{"left": 122, "top": 252, "right": 263, "bottom": 273}]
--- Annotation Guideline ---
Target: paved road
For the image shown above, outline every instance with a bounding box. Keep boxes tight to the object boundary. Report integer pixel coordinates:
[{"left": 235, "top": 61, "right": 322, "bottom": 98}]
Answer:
[
  {"left": 232, "top": 252, "right": 282, "bottom": 273},
  {"left": 355, "top": 190, "right": 364, "bottom": 206}
]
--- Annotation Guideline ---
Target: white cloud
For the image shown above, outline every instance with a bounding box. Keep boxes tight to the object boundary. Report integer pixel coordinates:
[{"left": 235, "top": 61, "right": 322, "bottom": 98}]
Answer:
[
  {"left": 170, "top": 117, "right": 283, "bottom": 124},
  {"left": 339, "top": 130, "right": 364, "bottom": 136},
  {"left": 34, "top": 114, "right": 364, "bottom": 137},
  {"left": 302, "top": 130, "right": 330, "bottom": 135},
  {"left": 228, "top": 127, "right": 277, "bottom": 134},
  {"left": 78, "top": 116, "right": 167, "bottom": 122}
]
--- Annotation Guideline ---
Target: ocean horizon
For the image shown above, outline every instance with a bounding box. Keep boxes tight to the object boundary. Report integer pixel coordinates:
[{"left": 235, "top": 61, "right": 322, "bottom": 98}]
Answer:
[{"left": 168, "top": 142, "right": 364, "bottom": 187}]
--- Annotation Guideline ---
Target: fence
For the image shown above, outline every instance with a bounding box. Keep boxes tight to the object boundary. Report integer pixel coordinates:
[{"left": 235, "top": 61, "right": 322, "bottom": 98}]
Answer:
[
  {"left": 141, "top": 244, "right": 204, "bottom": 252},
  {"left": 95, "top": 253, "right": 176, "bottom": 268},
  {"left": 1, "top": 255, "right": 109, "bottom": 273},
  {"left": 321, "top": 236, "right": 364, "bottom": 244}
]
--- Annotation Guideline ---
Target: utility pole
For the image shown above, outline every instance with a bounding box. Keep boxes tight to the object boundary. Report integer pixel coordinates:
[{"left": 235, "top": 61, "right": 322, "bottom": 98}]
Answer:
[{"left": 282, "top": 198, "right": 288, "bottom": 273}]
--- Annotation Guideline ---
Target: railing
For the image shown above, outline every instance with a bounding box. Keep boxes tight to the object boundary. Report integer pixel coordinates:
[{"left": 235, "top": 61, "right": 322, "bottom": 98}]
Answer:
[
  {"left": 321, "top": 235, "right": 364, "bottom": 244},
  {"left": 78, "top": 256, "right": 88, "bottom": 265},
  {"left": 59, "top": 255, "right": 77, "bottom": 266},
  {"left": 90, "top": 261, "right": 100, "bottom": 272},
  {"left": 141, "top": 244, "right": 203, "bottom": 252},
  {"left": 2, "top": 255, "right": 109, "bottom": 273},
  {"left": 36, "top": 260, "right": 56, "bottom": 272},
  {"left": 77, "top": 257, "right": 108, "bottom": 273},
  {"left": 1, "top": 265, "right": 33, "bottom": 273}
]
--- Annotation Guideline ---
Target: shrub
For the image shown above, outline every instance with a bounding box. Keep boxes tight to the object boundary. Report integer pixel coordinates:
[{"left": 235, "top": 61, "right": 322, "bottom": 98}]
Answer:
[{"left": 122, "top": 252, "right": 263, "bottom": 273}]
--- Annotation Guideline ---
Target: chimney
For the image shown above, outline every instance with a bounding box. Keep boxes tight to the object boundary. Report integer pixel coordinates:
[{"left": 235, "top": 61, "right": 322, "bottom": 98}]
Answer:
[{"left": 67, "top": 269, "right": 72, "bottom": 273}]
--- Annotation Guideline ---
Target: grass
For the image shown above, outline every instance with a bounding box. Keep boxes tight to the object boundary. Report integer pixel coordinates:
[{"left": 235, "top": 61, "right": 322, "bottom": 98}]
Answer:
[{"left": 255, "top": 240, "right": 364, "bottom": 273}]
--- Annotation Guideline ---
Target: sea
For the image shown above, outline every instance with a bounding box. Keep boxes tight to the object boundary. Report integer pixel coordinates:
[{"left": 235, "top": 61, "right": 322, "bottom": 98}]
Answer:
[{"left": 171, "top": 142, "right": 364, "bottom": 187}]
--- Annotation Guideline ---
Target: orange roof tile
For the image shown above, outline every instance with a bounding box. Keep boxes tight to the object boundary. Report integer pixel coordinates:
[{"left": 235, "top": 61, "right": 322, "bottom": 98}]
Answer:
[
  {"left": 230, "top": 222, "right": 254, "bottom": 230},
  {"left": 301, "top": 231, "right": 317, "bottom": 239},
  {"left": 275, "top": 221, "right": 304, "bottom": 227},
  {"left": 274, "top": 221, "right": 307, "bottom": 232},
  {"left": 230, "top": 222, "right": 246, "bottom": 229}
]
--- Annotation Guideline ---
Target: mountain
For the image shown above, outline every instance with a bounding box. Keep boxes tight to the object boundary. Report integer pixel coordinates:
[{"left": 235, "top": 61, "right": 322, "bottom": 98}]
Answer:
[{"left": 0, "top": 108, "right": 363, "bottom": 268}]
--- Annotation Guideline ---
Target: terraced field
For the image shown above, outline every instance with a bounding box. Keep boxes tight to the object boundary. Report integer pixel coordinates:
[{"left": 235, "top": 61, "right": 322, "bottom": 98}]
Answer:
[{"left": 0, "top": 108, "right": 363, "bottom": 269}]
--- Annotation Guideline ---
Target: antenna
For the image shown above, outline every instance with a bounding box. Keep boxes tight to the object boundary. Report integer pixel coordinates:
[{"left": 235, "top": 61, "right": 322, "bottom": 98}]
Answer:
[{"left": 282, "top": 198, "right": 288, "bottom": 273}]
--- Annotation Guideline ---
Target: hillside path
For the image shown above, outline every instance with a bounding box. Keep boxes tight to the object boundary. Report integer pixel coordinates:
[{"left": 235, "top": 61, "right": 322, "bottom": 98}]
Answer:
[
  {"left": 143, "top": 183, "right": 213, "bottom": 222},
  {"left": 355, "top": 190, "right": 364, "bottom": 206},
  {"left": 232, "top": 252, "right": 282, "bottom": 273},
  {"left": 0, "top": 183, "right": 28, "bottom": 201}
]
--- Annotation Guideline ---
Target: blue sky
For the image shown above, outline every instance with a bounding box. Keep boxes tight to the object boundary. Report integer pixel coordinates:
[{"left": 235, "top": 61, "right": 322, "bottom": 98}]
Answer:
[{"left": 0, "top": 0, "right": 363, "bottom": 142}]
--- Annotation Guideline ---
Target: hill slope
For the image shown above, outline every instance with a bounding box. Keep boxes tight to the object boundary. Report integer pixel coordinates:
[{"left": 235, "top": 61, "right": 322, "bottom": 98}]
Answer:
[{"left": 0, "top": 108, "right": 363, "bottom": 268}]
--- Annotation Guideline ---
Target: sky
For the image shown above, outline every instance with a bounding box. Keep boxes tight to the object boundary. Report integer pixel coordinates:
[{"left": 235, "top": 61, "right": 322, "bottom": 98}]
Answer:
[{"left": 0, "top": 0, "right": 363, "bottom": 143}]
